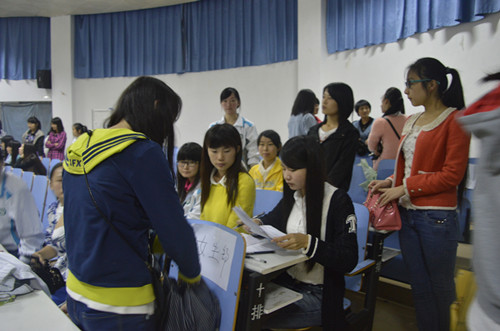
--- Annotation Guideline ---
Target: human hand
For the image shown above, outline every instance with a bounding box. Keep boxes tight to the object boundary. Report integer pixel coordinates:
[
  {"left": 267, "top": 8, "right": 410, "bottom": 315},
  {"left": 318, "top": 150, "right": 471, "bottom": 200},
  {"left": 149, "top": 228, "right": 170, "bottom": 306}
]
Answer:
[
  {"left": 368, "top": 179, "right": 392, "bottom": 193},
  {"left": 31, "top": 252, "right": 46, "bottom": 265},
  {"left": 272, "top": 233, "right": 308, "bottom": 250},
  {"left": 377, "top": 186, "right": 405, "bottom": 206}
]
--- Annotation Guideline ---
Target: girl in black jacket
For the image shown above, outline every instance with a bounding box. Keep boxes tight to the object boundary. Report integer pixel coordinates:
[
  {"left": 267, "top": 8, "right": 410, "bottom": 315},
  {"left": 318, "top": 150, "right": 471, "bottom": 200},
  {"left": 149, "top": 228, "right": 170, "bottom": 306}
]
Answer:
[
  {"left": 259, "top": 136, "right": 358, "bottom": 330},
  {"left": 308, "top": 83, "right": 359, "bottom": 191}
]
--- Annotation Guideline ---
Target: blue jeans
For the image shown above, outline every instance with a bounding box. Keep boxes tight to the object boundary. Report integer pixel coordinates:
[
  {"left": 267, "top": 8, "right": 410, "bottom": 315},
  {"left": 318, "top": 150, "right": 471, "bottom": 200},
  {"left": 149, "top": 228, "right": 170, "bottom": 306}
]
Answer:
[
  {"left": 263, "top": 273, "right": 323, "bottom": 329},
  {"left": 399, "top": 208, "right": 459, "bottom": 331},
  {"left": 66, "top": 296, "right": 156, "bottom": 331}
]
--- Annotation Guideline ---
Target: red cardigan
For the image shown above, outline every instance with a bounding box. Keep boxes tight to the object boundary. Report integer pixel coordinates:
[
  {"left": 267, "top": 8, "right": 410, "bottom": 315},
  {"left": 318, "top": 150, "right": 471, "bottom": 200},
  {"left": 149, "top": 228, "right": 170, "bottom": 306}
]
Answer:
[{"left": 393, "top": 108, "right": 470, "bottom": 209}]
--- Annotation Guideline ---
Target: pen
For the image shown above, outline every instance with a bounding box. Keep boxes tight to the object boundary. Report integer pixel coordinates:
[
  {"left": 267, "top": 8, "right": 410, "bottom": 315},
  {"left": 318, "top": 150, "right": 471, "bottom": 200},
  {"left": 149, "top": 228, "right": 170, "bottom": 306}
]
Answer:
[
  {"left": 246, "top": 255, "right": 267, "bottom": 263},
  {"left": 246, "top": 250, "right": 275, "bottom": 255}
]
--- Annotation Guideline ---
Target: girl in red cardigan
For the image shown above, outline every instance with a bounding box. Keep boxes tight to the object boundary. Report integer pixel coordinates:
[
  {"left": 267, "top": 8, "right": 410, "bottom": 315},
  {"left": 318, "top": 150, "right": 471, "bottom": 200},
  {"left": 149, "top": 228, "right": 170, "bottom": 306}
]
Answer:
[{"left": 369, "top": 57, "right": 470, "bottom": 331}]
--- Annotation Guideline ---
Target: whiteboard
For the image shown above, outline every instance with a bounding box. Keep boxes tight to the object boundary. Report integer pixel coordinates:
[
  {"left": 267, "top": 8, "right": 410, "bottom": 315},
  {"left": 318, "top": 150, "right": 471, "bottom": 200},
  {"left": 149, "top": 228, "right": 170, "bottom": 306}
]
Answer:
[{"left": 92, "top": 108, "right": 112, "bottom": 129}]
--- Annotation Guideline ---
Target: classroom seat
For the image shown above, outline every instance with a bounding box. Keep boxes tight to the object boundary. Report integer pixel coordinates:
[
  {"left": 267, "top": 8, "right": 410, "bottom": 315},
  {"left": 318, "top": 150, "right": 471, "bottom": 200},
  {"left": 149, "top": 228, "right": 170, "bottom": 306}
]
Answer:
[
  {"left": 169, "top": 219, "right": 246, "bottom": 331},
  {"left": 347, "top": 161, "right": 368, "bottom": 204},
  {"left": 21, "top": 171, "right": 34, "bottom": 190},
  {"left": 41, "top": 157, "right": 51, "bottom": 173},
  {"left": 31, "top": 175, "right": 49, "bottom": 223},
  {"left": 4, "top": 165, "right": 12, "bottom": 172},
  {"left": 11, "top": 167, "right": 22, "bottom": 177},
  {"left": 253, "top": 189, "right": 283, "bottom": 217},
  {"left": 42, "top": 187, "right": 57, "bottom": 231},
  {"left": 376, "top": 159, "right": 395, "bottom": 180}
]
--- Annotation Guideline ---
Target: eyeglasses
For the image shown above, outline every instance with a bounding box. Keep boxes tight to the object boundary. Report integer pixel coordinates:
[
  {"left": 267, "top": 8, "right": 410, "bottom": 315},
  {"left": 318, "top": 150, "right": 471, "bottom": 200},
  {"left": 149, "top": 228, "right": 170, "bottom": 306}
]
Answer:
[
  {"left": 178, "top": 160, "right": 198, "bottom": 168},
  {"left": 405, "top": 79, "right": 436, "bottom": 89}
]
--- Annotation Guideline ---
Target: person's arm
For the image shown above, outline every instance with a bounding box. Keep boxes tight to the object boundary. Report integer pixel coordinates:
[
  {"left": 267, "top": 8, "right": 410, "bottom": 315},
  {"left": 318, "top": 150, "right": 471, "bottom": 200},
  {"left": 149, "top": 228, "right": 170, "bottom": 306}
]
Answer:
[
  {"left": 47, "top": 132, "right": 67, "bottom": 151},
  {"left": 245, "top": 125, "right": 260, "bottom": 167},
  {"left": 367, "top": 119, "right": 384, "bottom": 154},
  {"left": 328, "top": 127, "right": 358, "bottom": 190},
  {"left": 306, "top": 190, "right": 358, "bottom": 274},
  {"left": 35, "top": 135, "right": 45, "bottom": 157},
  {"left": 127, "top": 144, "right": 201, "bottom": 281},
  {"left": 10, "top": 179, "right": 44, "bottom": 263},
  {"left": 227, "top": 173, "right": 256, "bottom": 229}
]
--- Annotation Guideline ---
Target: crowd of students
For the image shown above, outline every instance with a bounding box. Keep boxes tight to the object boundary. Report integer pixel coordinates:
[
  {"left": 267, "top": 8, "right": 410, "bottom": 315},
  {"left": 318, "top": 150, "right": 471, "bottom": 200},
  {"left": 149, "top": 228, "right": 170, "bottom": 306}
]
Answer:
[{"left": 1, "top": 55, "right": 497, "bottom": 331}]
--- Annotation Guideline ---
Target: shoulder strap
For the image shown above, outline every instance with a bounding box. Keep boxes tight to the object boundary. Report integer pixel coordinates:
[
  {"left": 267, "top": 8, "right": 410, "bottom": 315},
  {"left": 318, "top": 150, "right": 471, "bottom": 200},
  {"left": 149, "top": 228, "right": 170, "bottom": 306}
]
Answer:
[{"left": 384, "top": 117, "right": 400, "bottom": 140}]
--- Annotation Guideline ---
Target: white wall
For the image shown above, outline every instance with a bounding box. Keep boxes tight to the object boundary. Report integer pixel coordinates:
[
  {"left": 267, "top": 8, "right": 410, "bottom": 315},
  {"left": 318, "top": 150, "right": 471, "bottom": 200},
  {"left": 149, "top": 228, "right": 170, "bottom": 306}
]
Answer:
[{"left": 1, "top": 6, "right": 500, "bottom": 157}]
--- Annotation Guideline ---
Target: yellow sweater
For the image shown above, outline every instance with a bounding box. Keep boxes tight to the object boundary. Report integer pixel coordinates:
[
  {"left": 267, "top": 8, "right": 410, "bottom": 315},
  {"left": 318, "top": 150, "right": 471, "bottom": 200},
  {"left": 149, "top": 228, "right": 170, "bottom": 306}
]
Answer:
[
  {"left": 249, "top": 158, "right": 283, "bottom": 192},
  {"left": 201, "top": 172, "right": 256, "bottom": 229}
]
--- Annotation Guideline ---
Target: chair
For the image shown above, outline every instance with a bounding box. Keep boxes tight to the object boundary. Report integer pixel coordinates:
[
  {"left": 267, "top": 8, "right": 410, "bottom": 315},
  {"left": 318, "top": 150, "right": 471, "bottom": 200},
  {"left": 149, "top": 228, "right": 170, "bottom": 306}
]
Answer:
[
  {"left": 253, "top": 189, "right": 283, "bottom": 217},
  {"left": 31, "top": 175, "right": 49, "bottom": 223},
  {"left": 41, "top": 157, "right": 51, "bottom": 173},
  {"left": 42, "top": 188, "right": 57, "bottom": 231},
  {"left": 11, "top": 167, "right": 22, "bottom": 177},
  {"left": 4, "top": 165, "right": 12, "bottom": 172},
  {"left": 376, "top": 159, "right": 395, "bottom": 180},
  {"left": 169, "top": 219, "right": 246, "bottom": 331},
  {"left": 347, "top": 161, "right": 368, "bottom": 204},
  {"left": 22, "top": 171, "right": 34, "bottom": 190}
]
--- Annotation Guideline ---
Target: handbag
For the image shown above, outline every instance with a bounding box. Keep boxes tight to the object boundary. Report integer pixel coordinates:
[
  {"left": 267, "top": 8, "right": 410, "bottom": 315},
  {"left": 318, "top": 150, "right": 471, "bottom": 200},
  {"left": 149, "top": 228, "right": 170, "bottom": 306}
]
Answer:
[
  {"left": 363, "top": 189, "right": 401, "bottom": 231},
  {"left": 29, "top": 258, "right": 65, "bottom": 294}
]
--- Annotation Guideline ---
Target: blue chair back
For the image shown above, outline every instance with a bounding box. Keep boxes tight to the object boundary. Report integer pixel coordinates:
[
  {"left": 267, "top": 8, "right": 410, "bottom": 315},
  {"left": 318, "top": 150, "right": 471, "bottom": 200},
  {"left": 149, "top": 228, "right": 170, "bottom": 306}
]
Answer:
[
  {"left": 253, "top": 189, "right": 283, "bottom": 217},
  {"left": 22, "top": 171, "right": 34, "bottom": 190},
  {"left": 347, "top": 162, "right": 368, "bottom": 204},
  {"left": 376, "top": 159, "right": 395, "bottom": 180},
  {"left": 4, "top": 165, "right": 12, "bottom": 173},
  {"left": 31, "top": 175, "right": 49, "bottom": 223},
  {"left": 11, "top": 167, "right": 22, "bottom": 177},
  {"left": 42, "top": 187, "right": 57, "bottom": 230},
  {"left": 170, "top": 219, "right": 246, "bottom": 331},
  {"left": 41, "top": 158, "right": 51, "bottom": 173},
  {"left": 345, "top": 203, "right": 370, "bottom": 292}
]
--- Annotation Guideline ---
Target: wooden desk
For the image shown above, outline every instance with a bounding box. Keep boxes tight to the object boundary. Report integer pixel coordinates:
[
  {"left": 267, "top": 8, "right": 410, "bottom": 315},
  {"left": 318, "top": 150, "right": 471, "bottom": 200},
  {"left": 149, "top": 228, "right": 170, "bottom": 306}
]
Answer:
[
  {"left": 1, "top": 290, "right": 79, "bottom": 330},
  {"left": 236, "top": 250, "right": 307, "bottom": 330}
]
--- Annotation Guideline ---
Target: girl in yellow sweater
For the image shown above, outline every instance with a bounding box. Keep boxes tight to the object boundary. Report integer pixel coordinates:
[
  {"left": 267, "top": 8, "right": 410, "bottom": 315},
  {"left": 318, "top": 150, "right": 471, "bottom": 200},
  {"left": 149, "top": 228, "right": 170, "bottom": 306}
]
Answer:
[
  {"left": 200, "top": 124, "right": 256, "bottom": 228},
  {"left": 249, "top": 130, "right": 283, "bottom": 192}
]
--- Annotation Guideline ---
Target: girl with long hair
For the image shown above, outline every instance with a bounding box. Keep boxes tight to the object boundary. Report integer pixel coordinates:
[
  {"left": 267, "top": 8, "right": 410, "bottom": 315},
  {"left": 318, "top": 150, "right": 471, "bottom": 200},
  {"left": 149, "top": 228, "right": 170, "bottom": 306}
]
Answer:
[
  {"left": 369, "top": 57, "right": 470, "bottom": 331},
  {"left": 288, "top": 89, "right": 320, "bottom": 138},
  {"left": 200, "top": 123, "right": 256, "bottom": 229},
  {"left": 14, "top": 143, "right": 47, "bottom": 175},
  {"left": 45, "top": 117, "right": 67, "bottom": 160},
  {"left": 256, "top": 135, "right": 358, "bottom": 330}
]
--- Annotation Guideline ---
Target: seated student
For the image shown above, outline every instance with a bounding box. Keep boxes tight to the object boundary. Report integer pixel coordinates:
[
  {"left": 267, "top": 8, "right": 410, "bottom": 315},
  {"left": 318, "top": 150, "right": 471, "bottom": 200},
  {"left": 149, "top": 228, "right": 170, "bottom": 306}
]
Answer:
[
  {"left": 249, "top": 130, "right": 283, "bottom": 191},
  {"left": 0, "top": 151, "right": 44, "bottom": 263},
  {"left": 253, "top": 136, "right": 358, "bottom": 330},
  {"left": 176, "top": 142, "right": 202, "bottom": 219},
  {"left": 5, "top": 140, "right": 21, "bottom": 166},
  {"left": 14, "top": 143, "right": 47, "bottom": 175},
  {"left": 1, "top": 135, "right": 14, "bottom": 158},
  {"left": 200, "top": 124, "right": 256, "bottom": 229},
  {"left": 30, "top": 163, "right": 67, "bottom": 304}
]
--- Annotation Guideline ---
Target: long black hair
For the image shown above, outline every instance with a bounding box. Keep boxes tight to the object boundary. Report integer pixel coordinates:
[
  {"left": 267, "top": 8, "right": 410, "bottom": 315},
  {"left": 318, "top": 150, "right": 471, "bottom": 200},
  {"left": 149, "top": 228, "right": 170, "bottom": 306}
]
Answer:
[
  {"left": 281, "top": 136, "right": 326, "bottom": 271},
  {"left": 49, "top": 117, "right": 65, "bottom": 134},
  {"left": 200, "top": 124, "right": 245, "bottom": 209},
  {"left": 407, "top": 57, "right": 465, "bottom": 110},
  {"left": 323, "top": 83, "right": 354, "bottom": 121},
  {"left": 7, "top": 140, "right": 21, "bottom": 165},
  {"left": 177, "top": 142, "right": 202, "bottom": 203},
  {"left": 27, "top": 116, "right": 42, "bottom": 132},
  {"left": 382, "top": 87, "right": 405, "bottom": 116},
  {"left": 107, "top": 76, "right": 182, "bottom": 175},
  {"left": 291, "top": 89, "right": 318, "bottom": 116},
  {"left": 73, "top": 123, "right": 88, "bottom": 135}
]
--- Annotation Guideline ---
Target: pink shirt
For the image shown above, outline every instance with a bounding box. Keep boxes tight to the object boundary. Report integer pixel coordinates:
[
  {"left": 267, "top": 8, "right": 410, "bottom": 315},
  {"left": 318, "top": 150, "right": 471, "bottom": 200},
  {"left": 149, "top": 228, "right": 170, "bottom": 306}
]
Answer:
[{"left": 367, "top": 114, "right": 407, "bottom": 170}]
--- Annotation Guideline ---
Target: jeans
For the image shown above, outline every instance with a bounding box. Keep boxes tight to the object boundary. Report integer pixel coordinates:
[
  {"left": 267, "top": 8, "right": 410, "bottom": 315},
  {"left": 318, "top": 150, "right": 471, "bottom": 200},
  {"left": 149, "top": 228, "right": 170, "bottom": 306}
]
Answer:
[
  {"left": 263, "top": 273, "right": 323, "bottom": 329},
  {"left": 66, "top": 296, "right": 156, "bottom": 331},
  {"left": 399, "top": 208, "right": 459, "bottom": 331}
]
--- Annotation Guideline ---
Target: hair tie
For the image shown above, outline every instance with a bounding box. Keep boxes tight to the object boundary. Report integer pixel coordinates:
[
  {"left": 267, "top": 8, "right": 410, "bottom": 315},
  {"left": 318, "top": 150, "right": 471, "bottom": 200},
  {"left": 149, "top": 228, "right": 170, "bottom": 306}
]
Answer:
[{"left": 444, "top": 67, "right": 452, "bottom": 74}]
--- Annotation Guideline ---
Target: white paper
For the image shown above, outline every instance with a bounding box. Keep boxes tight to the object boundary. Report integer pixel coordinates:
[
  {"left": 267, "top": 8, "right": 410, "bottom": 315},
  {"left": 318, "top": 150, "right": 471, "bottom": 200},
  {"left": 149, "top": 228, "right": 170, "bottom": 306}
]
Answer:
[
  {"left": 233, "top": 206, "right": 269, "bottom": 238},
  {"left": 191, "top": 224, "right": 235, "bottom": 291}
]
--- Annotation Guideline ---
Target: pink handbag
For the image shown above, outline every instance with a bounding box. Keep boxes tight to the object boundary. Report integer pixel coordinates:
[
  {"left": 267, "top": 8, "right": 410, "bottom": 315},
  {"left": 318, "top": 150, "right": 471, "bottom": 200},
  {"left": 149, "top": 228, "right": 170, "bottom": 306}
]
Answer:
[{"left": 363, "top": 189, "right": 402, "bottom": 231}]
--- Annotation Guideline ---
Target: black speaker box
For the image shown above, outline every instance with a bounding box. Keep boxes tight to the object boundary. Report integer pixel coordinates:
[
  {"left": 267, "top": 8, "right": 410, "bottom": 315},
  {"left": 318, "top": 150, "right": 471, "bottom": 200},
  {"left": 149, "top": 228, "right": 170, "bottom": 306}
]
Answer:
[{"left": 37, "top": 70, "right": 52, "bottom": 89}]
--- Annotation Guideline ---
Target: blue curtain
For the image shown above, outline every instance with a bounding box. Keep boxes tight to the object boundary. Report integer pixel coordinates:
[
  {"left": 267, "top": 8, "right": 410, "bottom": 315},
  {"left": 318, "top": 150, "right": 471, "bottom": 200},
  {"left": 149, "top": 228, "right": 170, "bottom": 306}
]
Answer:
[
  {"left": 326, "top": 0, "right": 500, "bottom": 54},
  {"left": 183, "top": 0, "right": 297, "bottom": 72},
  {"left": 74, "top": 6, "right": 184, "bottom": 78},
  {"left": 74, "top": 0, "right": 297, "bottom": 78},
  {"left": 0, "top": 17, "right": 51, "bottom": 80},
  {"left": 2, "top": 102, "right": 52, "bottom": 142}
]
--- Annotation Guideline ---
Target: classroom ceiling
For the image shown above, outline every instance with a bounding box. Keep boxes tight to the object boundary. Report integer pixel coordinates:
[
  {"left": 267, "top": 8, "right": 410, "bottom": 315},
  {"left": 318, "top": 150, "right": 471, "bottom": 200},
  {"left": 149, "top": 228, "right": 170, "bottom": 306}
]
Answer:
[{"left": 0, "top": 0, "right": 197, "bottom": 18}]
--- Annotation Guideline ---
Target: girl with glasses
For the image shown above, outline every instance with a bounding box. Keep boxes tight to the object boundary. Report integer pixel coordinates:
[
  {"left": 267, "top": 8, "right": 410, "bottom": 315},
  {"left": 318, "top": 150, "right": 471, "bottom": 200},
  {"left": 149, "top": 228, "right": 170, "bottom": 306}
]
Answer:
[
  {"left": 176, "top": 142, "right": 202, "bottom": 219},
  {"left": 369, "top": 57, "right": 470, "bottom": 331},
  {"left": 200, "top": 123, "right": 256, "bottom": 229}
]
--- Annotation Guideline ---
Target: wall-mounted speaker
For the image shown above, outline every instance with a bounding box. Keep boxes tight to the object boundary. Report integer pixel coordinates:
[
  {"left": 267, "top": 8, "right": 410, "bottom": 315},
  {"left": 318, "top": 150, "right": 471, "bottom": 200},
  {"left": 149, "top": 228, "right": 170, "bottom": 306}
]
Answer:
[{"left": 36, "top": 70, "right": 52, "bottom": 89}]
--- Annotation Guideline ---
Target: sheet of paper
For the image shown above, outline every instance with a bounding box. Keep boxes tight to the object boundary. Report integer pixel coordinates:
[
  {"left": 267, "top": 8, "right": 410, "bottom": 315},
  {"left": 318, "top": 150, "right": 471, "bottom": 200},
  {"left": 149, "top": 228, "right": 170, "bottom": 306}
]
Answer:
[
  {"left": 233, "top": 206, "right": 269, "bottom": 238},
  {"left": 260, "top": 225, "right": 286, "bottom": 238}
]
